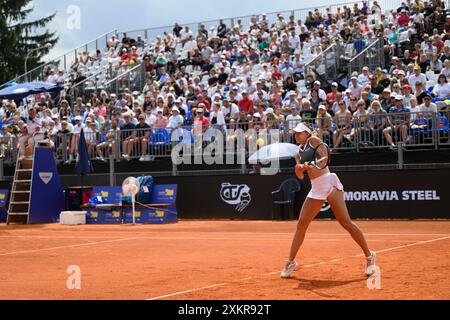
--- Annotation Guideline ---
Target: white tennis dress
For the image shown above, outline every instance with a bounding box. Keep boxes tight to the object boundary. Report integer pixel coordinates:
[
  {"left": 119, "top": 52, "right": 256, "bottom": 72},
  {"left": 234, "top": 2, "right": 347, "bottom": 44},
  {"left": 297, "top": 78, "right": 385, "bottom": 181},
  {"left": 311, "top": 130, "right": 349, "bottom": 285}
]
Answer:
[{"left": 307, "top": 172, "right": 344, "bottom": 201}]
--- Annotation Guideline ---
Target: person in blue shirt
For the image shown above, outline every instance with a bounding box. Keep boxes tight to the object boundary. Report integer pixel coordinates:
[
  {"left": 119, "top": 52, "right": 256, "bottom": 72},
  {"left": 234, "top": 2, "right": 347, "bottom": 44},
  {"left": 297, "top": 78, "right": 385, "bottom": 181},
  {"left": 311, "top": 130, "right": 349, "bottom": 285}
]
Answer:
[{"left": 383, "top": 95, "right": 411, "bottom": 149}]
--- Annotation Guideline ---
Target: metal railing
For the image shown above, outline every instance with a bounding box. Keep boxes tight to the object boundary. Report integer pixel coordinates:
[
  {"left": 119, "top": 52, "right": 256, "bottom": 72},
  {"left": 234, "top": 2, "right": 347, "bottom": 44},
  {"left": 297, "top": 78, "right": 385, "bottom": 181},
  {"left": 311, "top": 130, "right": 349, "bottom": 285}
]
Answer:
[
  {"left": 1, "top": 30, "right": 118, "bottom": 88},
  {"left": 66, "top": 64, "right": 115, "bottom": 103},
  {"left": 304, "top": 42, "right": 341, "bottom": 83},
  {"left": 347, "top": 37, "right": 385, "bottom": 78},
  {"left": 101, "top": 63, "right": 147, "bottom": 96},
  {"left": 1, "top": 111, "right": 449, "bottom": 170},
  {"left": 115, "top": 1, "right": 401, "bottom": 46},
  {"left": 3, "top": 0, "right": 415, "bottom": 89}
]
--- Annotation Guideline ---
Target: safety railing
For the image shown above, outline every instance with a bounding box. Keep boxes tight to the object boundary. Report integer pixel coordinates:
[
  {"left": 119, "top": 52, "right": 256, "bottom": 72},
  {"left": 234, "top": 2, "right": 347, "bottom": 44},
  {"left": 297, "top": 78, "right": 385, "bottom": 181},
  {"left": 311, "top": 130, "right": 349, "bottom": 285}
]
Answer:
[
  {"left": 303, "top": 42, "right": 341, "bottom": 83},
  {"left": 3, "top": 0, "right": 413, "bottom": 89},
  {"left": 347, "top": 37, "right": 385, "bottom": 78},
  {"left": 1, "top": 110, "right": 449, "bottom": 168},
  {"left": 1, "top": 30, "right": 118, "bottom": 88},
  {"left": 437, "top": 110, "right": 450, "bottom": 147},
  {"left": 100, "top": 63, "right": 147, "bottom": 96},
  {"left": 66, "top": 64, "right": 115, "bottom": 103},
  {"left": 118, "top": 1, "right": 388, "bottom": 44}
]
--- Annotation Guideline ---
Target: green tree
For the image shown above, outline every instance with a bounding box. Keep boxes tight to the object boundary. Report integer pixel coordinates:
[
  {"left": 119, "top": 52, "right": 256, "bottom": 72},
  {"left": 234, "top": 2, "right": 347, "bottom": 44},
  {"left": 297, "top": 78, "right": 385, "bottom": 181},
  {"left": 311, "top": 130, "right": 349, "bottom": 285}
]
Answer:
[{"left": 0, "top": 0, "right": 58, "bottom": 84}]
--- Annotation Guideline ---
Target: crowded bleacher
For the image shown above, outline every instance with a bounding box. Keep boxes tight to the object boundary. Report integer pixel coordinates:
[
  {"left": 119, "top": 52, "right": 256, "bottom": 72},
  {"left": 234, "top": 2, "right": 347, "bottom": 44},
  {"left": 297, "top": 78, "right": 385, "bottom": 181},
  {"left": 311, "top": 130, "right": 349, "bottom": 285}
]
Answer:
[{"left": 1, "top": 0, "right": 449, "bottom": 165}]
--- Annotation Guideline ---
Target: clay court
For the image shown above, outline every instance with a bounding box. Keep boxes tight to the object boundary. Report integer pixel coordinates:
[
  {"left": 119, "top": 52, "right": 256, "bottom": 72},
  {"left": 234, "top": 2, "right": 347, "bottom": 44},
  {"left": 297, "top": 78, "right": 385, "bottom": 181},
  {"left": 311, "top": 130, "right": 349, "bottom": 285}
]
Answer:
[{"left": 0, "top": 220, "right": 449, "bottom": 300}]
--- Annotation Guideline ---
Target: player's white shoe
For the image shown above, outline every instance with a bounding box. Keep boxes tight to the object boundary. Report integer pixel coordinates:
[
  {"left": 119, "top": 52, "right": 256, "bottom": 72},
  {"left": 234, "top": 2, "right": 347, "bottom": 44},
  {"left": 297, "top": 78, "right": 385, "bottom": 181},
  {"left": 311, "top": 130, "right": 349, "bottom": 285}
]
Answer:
[
  {"left": 365, "top": 251, "right": 377, "bottom": 276},
  {"left": 281, "top": 260, "right": 298, "bottom": 278}
]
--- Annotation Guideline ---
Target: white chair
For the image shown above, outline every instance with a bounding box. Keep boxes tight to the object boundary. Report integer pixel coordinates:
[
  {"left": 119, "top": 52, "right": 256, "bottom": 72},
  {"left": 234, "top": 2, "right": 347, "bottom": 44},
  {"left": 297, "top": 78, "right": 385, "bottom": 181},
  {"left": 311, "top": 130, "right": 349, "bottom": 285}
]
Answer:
[{"left": 426, "top": 71, "right": 437, "bottom": 82}]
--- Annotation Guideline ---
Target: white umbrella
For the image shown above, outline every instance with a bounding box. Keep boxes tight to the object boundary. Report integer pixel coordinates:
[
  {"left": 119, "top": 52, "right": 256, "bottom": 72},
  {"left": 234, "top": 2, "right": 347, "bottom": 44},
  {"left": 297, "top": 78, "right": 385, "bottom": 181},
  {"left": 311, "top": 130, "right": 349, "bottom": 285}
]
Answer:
[{"left": 248, "top": 143, "right": 299, "bottom": 164}]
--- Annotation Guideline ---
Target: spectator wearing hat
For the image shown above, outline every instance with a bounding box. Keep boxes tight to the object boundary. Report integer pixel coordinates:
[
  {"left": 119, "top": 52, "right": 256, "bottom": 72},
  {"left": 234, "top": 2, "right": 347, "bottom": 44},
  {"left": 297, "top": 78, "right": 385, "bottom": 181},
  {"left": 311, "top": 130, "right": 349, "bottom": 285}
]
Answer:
[
  {"left": 300, "top": 99, "right": 317, "bottom": 125},
  {"left": 384, "top": 95, "right": 411, "bottom": 148},
  {"left": 167, "top": 107, "right": 184, "bottom": 130},
  {"left": 65, "top": 115, "right": 84, "bottom": 164},
  {"left": 368, "top": 100, "right": 388, "bottom": 147},
  {"left": 419, "top": 93, "right": 438, "bottom": 119},
  {"left": 286, "top": 106, "right": 302, "bottom": 143},
  {"left": 307, "top": 81, "right": 327, "bottom": 101},
  {"left": 398, "top": 9, "right": 410, "bottom": 27},
  {"left": 193, "top": 105, "right": 210, "bottom": 136},
  {"left": 358, "top": 67, "right": 371, "bottom": 86},
  {"left": 132, "top": 114, "right": 152, "bottom": 162},
  {"left": 95, "top": 119, "right": 120, "bottom": 163},
  {"left": 401, "top": 85, "right": 415, "bottom": 108},
  {"left": 221, "top": 97, "right": 239, "bottom": 124},
  {"left": 84, "top": 120, "right": 98, "bottom": 158},
  {"left": 326, "top": 82, "right": 340, "bottom": 105},
  {"left": 238, "top": 90, "right": 254, "bottom": 115},
  {"left": 282, "top": 91, "right": 300, "bottom": 112},
  {"left": 153, "top": 108, "right": 169, "bottom": 129},
  {"left": 349, "top": 76, "right": 363, "bottom": 99},
  {"left": 209, "top": 102, "right": 226, "bottom": 134},
  {"left": 121, "top": 113, "right": 137, "bottom": 161},
  {"left": 408, "top": 66, "right": 427, "bottom": 93}
]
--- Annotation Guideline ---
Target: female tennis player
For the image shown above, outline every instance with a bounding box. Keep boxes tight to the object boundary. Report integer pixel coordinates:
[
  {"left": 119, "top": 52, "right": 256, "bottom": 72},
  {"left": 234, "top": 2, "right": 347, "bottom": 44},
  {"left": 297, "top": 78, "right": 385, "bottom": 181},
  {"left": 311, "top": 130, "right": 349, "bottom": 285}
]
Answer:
[{"left": 281, "top": 122, "right": 377, "bottom": 278}]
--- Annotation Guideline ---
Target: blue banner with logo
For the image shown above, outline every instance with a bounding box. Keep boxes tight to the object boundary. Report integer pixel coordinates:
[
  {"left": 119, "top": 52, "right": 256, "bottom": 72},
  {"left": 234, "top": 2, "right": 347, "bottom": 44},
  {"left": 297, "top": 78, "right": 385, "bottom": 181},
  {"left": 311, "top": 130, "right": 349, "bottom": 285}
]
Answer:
[
  {"left": 29, "top": 148, "right": 64, "bottom": 224},
  {"left": 0, "top": 189, "right": 9, "bottom": 223}
]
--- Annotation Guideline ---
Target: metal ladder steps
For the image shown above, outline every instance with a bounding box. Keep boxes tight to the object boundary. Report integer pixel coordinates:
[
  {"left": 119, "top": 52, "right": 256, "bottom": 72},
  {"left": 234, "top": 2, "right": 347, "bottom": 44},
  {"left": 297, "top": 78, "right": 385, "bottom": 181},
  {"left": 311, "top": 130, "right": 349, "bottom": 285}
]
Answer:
[
  {"left": 10, "top": 202, "right": 30, "bottom": 205},
  {"left": 7, "top": 212, "right": 29, "bottom": 216},
  {"left": 13, "top": 180, "right": 32, "bottom": 183}
]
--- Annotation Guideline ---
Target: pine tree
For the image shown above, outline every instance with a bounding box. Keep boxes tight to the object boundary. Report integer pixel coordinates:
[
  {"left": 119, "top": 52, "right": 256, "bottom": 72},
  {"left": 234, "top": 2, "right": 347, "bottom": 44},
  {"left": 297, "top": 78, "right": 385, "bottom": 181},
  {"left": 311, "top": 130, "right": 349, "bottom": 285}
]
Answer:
[{"left": 0, "top": 0, "right": 58, "bottom": 84}]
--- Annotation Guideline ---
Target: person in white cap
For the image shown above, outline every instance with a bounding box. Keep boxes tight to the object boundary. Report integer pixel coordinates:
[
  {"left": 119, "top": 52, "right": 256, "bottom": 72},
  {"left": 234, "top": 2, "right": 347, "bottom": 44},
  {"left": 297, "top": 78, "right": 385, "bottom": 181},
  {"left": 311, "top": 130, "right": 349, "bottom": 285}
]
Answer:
[
  {"left": 65, "top": 115, "right": 85, "bottom": 164},
  {"left": 209, "top": 102, "right": 226, "bottom": 133},
  {"left": 221, "top": 97, "right": 239, "bottom": 123},
  {"left": 281, "top": 122, "right": 376, "bottom": 279},
  {"left": 307, "top": 81, "right": 326, "bottom": 100},
  {"left": 167, "top": 106, "right": 184, "bottom": 130}
]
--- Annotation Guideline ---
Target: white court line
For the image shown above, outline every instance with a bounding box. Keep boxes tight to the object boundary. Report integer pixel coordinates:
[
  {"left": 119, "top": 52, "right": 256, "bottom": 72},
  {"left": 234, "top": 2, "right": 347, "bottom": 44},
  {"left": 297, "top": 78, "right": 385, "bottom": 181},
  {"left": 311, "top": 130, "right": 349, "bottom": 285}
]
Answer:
[
  {"left": 2, "top": 230, "right": 449, "bottom": 237},
  {"left": 0, "top": 235, "right": 423, "bottom": 243},
  {"left": 146, "top": 235, "right": 450, "bottom": 300},
  {"left": 0, "top": 237, "right": 138, "bottom": 257}
]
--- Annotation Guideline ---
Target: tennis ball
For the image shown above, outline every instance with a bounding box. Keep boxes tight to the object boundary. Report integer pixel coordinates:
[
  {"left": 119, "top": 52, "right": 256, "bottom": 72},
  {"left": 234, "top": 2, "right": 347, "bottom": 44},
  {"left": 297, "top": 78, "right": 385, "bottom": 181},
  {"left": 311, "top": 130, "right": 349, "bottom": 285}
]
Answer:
[{"left": 256, "top": 138, "right": 265, "bottom": 147}]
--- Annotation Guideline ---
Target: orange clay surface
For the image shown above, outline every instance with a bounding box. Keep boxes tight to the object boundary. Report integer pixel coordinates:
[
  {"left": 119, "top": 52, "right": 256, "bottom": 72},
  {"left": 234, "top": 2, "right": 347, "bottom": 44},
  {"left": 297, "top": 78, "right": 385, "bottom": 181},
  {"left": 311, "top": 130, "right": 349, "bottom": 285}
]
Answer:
[{"left": 0, "top": 220, "right": 449, "bottom": 300}]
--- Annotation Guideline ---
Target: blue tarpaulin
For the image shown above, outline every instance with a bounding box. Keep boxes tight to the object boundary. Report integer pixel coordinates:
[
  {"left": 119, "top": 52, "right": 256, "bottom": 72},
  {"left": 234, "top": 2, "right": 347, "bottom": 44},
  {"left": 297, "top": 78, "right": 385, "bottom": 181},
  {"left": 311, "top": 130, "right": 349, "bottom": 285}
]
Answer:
[
  {"left": 0, "top": 82, "right": 63, "bottom": 100},
  {"left": 75, "top": 128, "right": 94, "bottom": 176}
]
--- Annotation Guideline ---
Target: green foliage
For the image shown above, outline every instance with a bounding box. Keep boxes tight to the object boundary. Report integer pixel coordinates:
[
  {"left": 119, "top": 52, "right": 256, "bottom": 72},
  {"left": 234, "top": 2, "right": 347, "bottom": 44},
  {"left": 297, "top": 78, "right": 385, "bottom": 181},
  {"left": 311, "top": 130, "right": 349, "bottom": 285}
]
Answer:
[{"left": 0, "top": 0, "right": 59, "bottom": 84}]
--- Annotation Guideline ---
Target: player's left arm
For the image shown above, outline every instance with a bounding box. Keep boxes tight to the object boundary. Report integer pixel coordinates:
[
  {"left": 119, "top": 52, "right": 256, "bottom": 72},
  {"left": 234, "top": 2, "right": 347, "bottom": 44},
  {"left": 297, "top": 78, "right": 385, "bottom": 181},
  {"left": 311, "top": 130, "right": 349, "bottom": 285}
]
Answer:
[{"left": 309, "top": 136, "right": 329, "bottom": 168}]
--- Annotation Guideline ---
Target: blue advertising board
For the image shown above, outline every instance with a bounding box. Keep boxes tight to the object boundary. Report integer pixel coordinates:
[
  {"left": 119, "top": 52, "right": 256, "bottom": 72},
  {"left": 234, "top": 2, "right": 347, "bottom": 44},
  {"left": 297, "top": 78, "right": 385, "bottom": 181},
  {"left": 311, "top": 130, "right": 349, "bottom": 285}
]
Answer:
[{"left": 0, "top": 189, "right": 9, "bottom": 223}]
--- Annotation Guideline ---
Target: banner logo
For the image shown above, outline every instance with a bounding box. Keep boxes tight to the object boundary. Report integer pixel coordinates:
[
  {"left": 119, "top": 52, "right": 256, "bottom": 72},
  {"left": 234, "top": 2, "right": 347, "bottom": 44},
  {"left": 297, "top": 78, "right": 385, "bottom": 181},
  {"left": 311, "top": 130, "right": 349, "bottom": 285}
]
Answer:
[
  {"left": 220, "top": 183, "right": 252, "bottom": 213},
  {"left": 320, "top": 202, "right": 331, "bottom": 212},
  {"left": 39, "top": 172, "right": 53, "bottom": 185}
]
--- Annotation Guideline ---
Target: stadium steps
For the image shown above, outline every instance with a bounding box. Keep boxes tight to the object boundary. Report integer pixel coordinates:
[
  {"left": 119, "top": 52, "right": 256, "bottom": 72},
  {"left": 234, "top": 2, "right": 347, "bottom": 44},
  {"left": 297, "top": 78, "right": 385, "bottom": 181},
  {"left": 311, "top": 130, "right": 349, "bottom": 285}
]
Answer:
[{"left": 7, "top": 158, "right": 33, "bottom": 224}]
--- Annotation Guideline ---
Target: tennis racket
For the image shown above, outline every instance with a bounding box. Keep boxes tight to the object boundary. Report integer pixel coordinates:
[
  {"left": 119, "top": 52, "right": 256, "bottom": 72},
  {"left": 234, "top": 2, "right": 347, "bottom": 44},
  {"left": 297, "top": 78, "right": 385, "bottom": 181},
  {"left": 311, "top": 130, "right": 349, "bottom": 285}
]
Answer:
[{"left": 308, "top": 143, "right": 331, "bottom": 170}]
